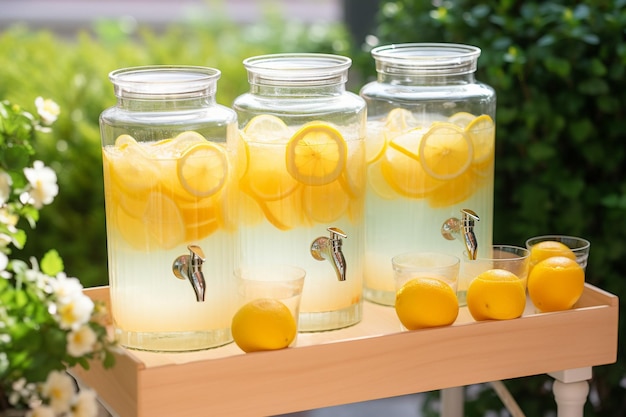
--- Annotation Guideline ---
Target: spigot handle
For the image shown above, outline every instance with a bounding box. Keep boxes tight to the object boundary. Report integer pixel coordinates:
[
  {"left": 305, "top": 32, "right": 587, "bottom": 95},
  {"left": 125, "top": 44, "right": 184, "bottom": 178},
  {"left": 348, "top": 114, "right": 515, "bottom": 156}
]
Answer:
[
  {"left": 172, "top": 245, "right": 207, "bottom": 302},
  {"left": 460, "top": 208, "right": 480, "bottom": 225},
  {"left": 441, "top": 208, "right": 480, "bottom": 261},
  {"left": 328, "top": 227, "right": 347, "bottom": 240},
  {"left": 188, "top": 245, "right": 205, "bottom": 264},
  {"left": 310, "top": 226, "right": 348, "bottom": 281}
]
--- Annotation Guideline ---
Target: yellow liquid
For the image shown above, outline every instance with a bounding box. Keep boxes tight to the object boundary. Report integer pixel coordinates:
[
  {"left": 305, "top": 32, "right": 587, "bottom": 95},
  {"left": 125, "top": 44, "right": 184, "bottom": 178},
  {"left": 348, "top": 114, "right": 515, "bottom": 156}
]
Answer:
[
  {"left": 102, "top": 134, "right": 237, "bottom": 351},
  {"left": 237, "top": 124, "right": 365, "bottom": 332},
  {"left": 364, "top": 113, "right": 495, "bottom": 306}
]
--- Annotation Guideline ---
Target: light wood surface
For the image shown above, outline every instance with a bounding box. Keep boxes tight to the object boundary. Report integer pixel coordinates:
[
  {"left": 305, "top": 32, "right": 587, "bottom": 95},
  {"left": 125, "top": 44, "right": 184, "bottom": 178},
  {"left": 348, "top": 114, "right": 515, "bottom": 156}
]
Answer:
[{"left": 71, "top": 284, "right": 618, "bottom": 417}]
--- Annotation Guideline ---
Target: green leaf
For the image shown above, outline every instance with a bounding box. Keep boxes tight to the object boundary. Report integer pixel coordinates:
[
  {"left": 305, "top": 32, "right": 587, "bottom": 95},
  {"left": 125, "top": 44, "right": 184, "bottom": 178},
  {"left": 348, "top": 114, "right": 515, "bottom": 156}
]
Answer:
[{"left": 40, "top": 249, "right": 65, "bottom": 276}]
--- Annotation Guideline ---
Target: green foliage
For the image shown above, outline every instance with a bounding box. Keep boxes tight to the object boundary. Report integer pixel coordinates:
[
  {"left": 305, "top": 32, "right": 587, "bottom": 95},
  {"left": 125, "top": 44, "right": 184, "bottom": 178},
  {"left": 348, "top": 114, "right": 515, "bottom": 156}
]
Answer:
[
  {"left": 360, "top": 0, "right": 626, "bottom": 415},
  {"left": 0, "top": 11, "right": 350, "bottom": 287}
]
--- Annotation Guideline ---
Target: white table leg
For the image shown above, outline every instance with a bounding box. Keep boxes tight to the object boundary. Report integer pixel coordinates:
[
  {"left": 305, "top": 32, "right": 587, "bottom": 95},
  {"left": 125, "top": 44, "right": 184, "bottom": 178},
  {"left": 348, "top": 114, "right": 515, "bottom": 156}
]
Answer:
[
  {"left": 549, "top": 367, "right": 592, "bottom": 417},
  {"left": 441, "top": 386, "right": 464, "bottom": 417}
]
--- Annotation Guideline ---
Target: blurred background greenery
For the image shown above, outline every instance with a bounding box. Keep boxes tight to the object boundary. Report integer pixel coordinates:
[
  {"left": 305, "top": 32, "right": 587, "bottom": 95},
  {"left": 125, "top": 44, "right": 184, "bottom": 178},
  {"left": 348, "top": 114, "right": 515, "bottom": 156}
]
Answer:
[{"left": 1, "top": 0, "right": 624, "bottom": 415}]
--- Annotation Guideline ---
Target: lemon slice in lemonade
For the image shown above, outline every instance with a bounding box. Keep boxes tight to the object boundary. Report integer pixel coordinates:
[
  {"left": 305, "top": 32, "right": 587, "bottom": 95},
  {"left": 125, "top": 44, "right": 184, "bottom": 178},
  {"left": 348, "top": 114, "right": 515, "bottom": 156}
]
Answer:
[
  {"left": 385, "top": 108, "right": 418, "bottom": 132},
  {"left": 240, "top": 143, "right": 299, "bottom": 201},
  {"left": 242, "top": 114, "right": 290, "bottom": 143},
  {"left": 177, "top": 142, "right": 228, "bottom": 198},
  {"left": 365, "top": 120, "right": 387, "bottom": 163},
  {"left": 448, "top": 111, "right": 476, "bottom": 128},
  {"left": 419, "top": 123, "right": 473, "bottom": 180},
  {"left": 286, "top": 121, "right": 347, "bottom": 186},
  {"left": 465, "top": 114, "right": 495, "bottom": 165}
]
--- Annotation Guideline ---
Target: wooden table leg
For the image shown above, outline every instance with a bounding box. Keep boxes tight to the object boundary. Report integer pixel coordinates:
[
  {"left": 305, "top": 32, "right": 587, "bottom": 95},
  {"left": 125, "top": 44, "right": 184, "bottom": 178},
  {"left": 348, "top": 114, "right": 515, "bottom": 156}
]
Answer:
[
  {"left": 441, "top": 386, "right": 464, "bottom": 417},
  {"left": 549, "top": 367, "right": 592, "bottom": 417}
]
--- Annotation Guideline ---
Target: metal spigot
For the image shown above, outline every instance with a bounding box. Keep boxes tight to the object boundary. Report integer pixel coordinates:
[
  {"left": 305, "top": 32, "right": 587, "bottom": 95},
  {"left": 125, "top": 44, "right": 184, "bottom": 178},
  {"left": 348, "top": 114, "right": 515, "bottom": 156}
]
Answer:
[
  {"left": 311, "top": 227, "right": 347, "bottom": 281},
  {"left": 172, "top": 245, "right": 206, "bottom": 302},
  {"left": 441, "top": 208, "right": 480, "bottom": 260}
]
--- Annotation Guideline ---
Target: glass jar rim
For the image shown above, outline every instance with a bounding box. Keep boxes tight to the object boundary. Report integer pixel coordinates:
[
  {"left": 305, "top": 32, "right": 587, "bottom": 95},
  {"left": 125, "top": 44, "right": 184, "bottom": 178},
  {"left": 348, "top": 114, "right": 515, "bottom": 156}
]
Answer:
[
  {"left": 371, "top": 43, "right": 481, "bottom": 75},
  {"left": 243, "top": 53, "right": 351, "bottom": 86},
  {"left": 109, "top": 65, "right": 221, "bottom": 98}
]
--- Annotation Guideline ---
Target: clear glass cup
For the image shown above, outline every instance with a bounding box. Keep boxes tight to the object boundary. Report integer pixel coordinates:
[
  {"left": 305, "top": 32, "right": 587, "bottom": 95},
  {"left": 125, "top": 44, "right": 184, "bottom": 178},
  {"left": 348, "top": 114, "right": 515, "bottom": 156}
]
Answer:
[
  {"left": 100, "top": 66, "right": 239, "bottom": 352},
  {"left": 235, "top": 265, "right": 306, "bottom": 343},
  {"left": 360, "top": 43, "right": 496, "bottom": 306},
  {"left": 525, "top": 235, "right": 591, "bottom": 270},
  {"left": 458, "top": 245, "right": 530, "bottom": 307},
  {"left": 392, "top": 252, "right": 460, "bottom": 292},
  {"left": 233, "top": 53, "right": 366, "bottom": 332}
]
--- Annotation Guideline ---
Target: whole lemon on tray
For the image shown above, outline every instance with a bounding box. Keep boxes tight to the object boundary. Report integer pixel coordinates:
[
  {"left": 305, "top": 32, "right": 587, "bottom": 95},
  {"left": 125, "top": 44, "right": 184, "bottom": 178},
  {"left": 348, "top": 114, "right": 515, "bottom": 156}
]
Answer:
[
  {"left": 394, "top": 277, "right": 459, "bottom": 330},
  {"left": 466, "top": 269, "right": 526, "bottom": 321},
  {"left": 527, "top": 256, "right": 584, "bottom": 312},
  {"left": 232, "top": 298, "right": 297, "bottom": 353}
]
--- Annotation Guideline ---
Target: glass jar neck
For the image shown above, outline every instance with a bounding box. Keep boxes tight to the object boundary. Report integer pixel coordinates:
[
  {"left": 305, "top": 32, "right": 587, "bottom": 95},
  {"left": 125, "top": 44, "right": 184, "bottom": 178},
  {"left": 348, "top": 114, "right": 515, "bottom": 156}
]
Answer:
[
  {"left": 244, "top": 53, "right": 351, "bottom": 97},
  {"left": 377, "top": 72, "right": 476, "bottom": 86},
  {"left": 110, "top": 66, "right": 220, "bottom": 110},
  {"left": 372, "top": 43, "right": 480, "bottom": 86}
]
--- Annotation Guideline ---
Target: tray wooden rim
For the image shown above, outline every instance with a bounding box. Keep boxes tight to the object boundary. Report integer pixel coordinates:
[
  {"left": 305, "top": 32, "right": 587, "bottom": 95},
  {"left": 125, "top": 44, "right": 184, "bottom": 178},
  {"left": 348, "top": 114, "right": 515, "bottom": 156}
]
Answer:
[{"left": 72, "top": 283, "right": 619, "bottom": 417}]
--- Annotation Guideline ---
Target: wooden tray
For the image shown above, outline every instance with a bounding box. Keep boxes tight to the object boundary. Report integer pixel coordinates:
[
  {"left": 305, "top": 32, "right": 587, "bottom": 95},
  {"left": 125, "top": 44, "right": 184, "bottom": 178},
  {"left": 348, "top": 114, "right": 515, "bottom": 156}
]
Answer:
[{"left": 71, "top": 284, "right": 618, "bottom": 417}]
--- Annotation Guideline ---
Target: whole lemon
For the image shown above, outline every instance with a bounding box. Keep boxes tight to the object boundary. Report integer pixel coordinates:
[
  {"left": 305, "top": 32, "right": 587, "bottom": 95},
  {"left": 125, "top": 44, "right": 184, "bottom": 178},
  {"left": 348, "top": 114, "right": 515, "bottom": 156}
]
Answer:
[
  {"left": 527, "top": 256, "right": 584, "bottom": 312},
  {"left": 466, "top": 269, "right": 526, "bottom": 321},
  {"left": 529, "top": 240, "right": 576, "bottom": 269},
  {"left": 394, "top": 277, "right": 459, "bottom": 330},
  {"left": 231, "top": 298, "right": 297, "bottom": 353}
]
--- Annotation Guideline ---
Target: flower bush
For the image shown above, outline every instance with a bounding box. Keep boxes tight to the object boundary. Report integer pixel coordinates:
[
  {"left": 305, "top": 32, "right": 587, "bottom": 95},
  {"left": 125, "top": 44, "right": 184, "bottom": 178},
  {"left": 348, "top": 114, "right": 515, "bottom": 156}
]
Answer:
[{"left": 0, "top": 98, "right": 117, "bottom": 416}]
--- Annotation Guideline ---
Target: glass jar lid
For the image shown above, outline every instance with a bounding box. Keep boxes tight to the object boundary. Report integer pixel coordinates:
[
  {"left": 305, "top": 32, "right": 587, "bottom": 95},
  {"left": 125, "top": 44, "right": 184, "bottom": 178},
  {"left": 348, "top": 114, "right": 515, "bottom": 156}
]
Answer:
[
  {"left": 109, "top": 65, "right": 220, "bottom": 99},
  {"left": 243, "top": 53, "right": 351, "bottom": 86},
  {"left": 371, "top": 43, "right": 481, "bottom": 76}
]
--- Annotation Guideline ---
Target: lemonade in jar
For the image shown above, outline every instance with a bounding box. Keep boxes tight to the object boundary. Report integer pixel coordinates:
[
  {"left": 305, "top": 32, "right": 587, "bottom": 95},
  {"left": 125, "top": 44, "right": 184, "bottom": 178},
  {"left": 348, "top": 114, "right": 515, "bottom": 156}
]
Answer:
[
  {"left": 100, "top": 66, "right": 239, "bottom": 351},
  {"left": 233, "top": 54, "right": 366, "bottom": 331},
  {"left": 360, "top": 44, "right": 496, "bottom": 306}
]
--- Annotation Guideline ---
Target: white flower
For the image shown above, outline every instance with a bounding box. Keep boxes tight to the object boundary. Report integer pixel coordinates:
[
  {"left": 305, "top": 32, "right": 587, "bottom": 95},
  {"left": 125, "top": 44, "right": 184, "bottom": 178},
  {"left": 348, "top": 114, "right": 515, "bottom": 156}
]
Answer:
[
  {"left": 67, "top": 324, "right": 97, "bottom": 357},
  {"left": 51, "top": 273, "right": 84, "bottom": 304},
  {"left": 71, "top": 389, "right": 99, "bottom": 417},
  {"left": 20, "top": 161, "right": 59, "bottom": 209},
  {"left": 41, "top": 370, "right": 74, "bottom": 414},
  {"left": 56, "top": 293, "right": 94, "bottom": 330},
  {"left": 0, "top": 252, "right": 8, "bottom": 272},
  {"left": 35, "top": 97, "right": 60, "bottom": 125},
  {"left": 0, "top": 207, "right": 19, "bottom": 228},
  {"left": 26, "top": 405, "right": 56, "bottom": 417},
  {"left": 0, "top": 170, "right": 12, "bottom": 205}
]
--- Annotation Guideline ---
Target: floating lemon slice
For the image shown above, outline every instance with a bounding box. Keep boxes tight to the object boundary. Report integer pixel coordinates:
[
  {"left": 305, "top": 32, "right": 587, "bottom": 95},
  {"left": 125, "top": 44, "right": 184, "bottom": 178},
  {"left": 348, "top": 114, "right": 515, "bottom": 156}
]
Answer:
[
  {"left": 365, "top": 120, "right": 387, "bottom": 163},
  {"left": 242, "top": 114, "right": 291, "bottom": 143},
  {"left": 114, "top": 204, "right": 149, "bottom": 251},
  {"left": 419, "top": 123, "right": 473, "bottom": 180},
  {"left": 240, "top": 143, "right": 299, "bottom": 201},
  {"left": 177, "top": 142, "right": 228, "bottom": 198},
  {"left": 381, "top": 145, "right": 442, "bottom": 199},
  {"left": 256, "top": 188, "right": 308, "bottom": 231},
  {"left": 428, "top": 170, "right": 476, "bottom": 208},
  {"left": 144, "top": 191, "right": 185, "bottom": 250},
  {"left": 448, "top": 111, "right": 476, "bottom": 128},
  {"left": 338, "top": 141, "right": 366, "bottom": 199},
  {"left": 388, "top": 127, "right": 427, "bottom": 160},
  {"left": 114, "top": 134, "right": 138, "bottom": 149},
  {"left": 286, "top": 122, "right": 347, "bottom": 186},
  {"left": 303, "top": 181, "right": 350, "bottom": 224},
  {"left": 163, "top": 131, "right": 207, "bottom": 157},
  {"left": 385, "top": 108, "right": 418, "bottom": 132},
  {"left": 367, "top": 159, "right": 399, "bottom": 200},
  {"left": 465, "top": 114, "right": 495, "bottom": 165},
  {"left": 107, "top": 139, "right": 159, "bottom": 195}
]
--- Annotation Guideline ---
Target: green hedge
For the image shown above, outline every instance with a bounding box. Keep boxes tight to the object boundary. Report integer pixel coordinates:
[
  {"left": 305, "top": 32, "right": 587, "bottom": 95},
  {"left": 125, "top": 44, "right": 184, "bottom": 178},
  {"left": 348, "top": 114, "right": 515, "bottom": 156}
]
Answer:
[{"left": 355, "top": 1, "right": 626, "bottom": 415}]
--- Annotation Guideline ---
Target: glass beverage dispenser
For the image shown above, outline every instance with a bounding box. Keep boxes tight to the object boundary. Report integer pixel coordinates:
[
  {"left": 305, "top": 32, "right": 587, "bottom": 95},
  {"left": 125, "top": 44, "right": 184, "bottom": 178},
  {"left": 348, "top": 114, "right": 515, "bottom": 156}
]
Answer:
[
  {"left": 100, "top": 66, "right": 239, "bottom": 351},
  {"left": 360, "top": 43, "right": 496, "bottom": 306},
  {"left": 233, "top": 53, "right": 366, "bottom": 331}
]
